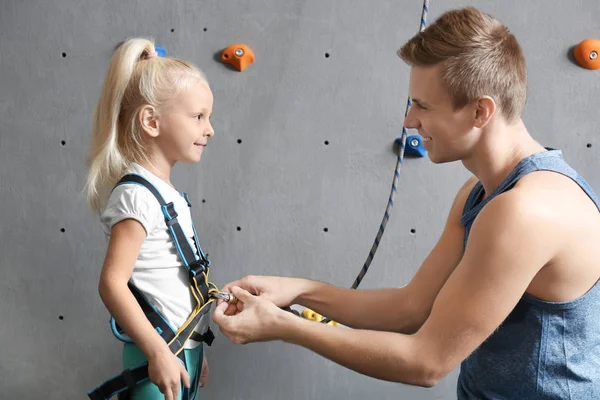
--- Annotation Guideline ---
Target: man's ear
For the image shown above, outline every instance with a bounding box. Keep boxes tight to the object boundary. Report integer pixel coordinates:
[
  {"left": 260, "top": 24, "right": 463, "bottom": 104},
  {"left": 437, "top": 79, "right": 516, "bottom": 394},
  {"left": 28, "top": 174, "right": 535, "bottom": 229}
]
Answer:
[
  {"left": 139, "top": 105, "right": 159, "bottom": 138},
  {"left": 473, "top": 96, "right": 496, "bottom": 128}
]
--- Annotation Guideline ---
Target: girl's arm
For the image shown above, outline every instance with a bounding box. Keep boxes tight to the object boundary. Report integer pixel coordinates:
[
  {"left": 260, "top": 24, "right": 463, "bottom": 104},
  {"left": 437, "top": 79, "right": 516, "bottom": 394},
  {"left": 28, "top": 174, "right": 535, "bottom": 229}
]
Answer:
[
  {"left": 98, "top": 218, "right": 190, "bottom": 400},
  {"left": 98, "top": 218, "right": 167, "bottom": 358}
]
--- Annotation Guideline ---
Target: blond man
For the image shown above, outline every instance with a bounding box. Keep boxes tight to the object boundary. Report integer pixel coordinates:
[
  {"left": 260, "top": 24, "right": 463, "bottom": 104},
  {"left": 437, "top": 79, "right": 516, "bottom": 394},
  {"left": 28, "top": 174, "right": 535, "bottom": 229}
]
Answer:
[{"left": 214, "top": 7, "right": 600, "bottom": 399}]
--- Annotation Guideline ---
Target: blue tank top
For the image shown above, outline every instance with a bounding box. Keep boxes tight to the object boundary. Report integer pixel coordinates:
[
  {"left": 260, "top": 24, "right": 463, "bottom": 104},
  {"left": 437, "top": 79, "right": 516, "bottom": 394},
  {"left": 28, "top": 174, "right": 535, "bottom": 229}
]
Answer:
[{"left": 456, "top": 149, "right": 600, "bottom": 400}]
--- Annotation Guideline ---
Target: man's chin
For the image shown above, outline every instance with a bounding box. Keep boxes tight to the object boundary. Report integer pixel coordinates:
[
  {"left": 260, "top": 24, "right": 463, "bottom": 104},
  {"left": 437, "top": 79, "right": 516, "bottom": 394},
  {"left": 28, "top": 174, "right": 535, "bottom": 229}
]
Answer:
[{"left": 427, "top": 152, "right": 455, "bottom": 165}]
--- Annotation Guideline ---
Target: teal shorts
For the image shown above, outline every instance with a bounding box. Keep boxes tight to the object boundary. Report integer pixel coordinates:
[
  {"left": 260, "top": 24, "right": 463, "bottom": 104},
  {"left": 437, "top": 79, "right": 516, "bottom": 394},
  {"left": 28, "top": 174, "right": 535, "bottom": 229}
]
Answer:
[{"left": 121, "top": 342, "right": 204, "bottom": 400}]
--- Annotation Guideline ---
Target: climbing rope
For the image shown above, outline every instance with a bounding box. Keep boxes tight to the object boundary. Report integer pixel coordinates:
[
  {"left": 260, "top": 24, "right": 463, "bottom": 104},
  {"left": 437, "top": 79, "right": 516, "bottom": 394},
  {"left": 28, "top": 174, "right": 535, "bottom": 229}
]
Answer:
[{"left": 319, "top": 0, "right": 430, "bottom": 325}]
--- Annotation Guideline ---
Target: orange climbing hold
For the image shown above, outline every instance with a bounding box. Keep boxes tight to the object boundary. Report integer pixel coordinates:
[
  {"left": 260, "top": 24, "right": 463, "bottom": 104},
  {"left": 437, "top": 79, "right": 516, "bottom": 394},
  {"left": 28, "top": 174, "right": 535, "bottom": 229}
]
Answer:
[
  {"left": 221, "top": 44, "right": 255, "bottom": 71},
  {"left": 574, "top": 38, "right": 600, "bottom": 70}
]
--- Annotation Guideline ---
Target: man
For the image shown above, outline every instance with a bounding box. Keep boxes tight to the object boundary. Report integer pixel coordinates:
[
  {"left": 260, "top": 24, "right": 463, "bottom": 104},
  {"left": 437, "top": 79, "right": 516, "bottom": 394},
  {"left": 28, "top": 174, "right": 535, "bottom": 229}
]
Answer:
[{"left": 212, "top": 7, "right": 600, "bottom": 399}]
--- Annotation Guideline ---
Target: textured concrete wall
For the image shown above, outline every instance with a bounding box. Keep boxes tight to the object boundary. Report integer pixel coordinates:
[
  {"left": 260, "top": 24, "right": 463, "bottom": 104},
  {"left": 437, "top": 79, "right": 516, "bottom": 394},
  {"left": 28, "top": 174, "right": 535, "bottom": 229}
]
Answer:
[{"left": 1, "top": 0, "right": 599, "bottom": 399}]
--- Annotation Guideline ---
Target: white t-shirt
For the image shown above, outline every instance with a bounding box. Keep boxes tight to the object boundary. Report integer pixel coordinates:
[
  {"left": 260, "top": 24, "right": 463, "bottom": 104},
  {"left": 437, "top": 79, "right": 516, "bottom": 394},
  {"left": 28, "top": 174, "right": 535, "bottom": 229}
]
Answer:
[{"left": 100, "top": 163, "right": 210, "bottom": 349}]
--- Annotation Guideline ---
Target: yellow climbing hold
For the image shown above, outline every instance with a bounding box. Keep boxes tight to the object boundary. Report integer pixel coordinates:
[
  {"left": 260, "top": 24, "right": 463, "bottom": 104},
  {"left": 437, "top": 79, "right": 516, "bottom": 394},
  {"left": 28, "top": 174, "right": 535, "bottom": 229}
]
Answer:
[
  {"left": 302, "top": 308, "right": 322, "bottom": 321},
  {"left": 301, "top": 308, "right": 339, "bottom": 325}
]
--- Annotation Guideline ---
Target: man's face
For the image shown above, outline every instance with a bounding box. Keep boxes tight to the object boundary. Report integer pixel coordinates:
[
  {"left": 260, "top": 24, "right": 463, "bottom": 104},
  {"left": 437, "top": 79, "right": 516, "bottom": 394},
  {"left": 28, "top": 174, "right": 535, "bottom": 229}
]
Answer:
[{"left": 404, "top": 65, "right": 479, "bottom": 164}]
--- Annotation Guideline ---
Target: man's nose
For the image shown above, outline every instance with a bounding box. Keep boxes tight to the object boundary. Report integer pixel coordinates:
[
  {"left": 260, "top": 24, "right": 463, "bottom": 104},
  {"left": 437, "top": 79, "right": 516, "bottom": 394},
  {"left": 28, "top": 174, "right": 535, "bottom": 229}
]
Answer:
[{"left": 404, "top": 105, "right": 420, "bottom": 130}]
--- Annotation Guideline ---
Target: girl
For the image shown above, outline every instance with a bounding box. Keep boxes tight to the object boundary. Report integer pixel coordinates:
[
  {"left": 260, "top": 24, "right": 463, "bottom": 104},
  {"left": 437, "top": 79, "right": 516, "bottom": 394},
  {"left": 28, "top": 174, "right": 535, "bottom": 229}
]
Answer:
[{"left": 86, "top": 37, "right": 216, "bottom": 400}]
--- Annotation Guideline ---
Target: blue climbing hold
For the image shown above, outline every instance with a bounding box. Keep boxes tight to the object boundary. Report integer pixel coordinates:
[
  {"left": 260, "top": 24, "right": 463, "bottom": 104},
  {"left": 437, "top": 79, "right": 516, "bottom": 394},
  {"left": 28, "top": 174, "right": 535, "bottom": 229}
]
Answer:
[
  {"left": 155, "top": 46, "right": 167, "bottom": 57},
  {"left": 396, "top": 135, "right": 426, "bottom": 157}
]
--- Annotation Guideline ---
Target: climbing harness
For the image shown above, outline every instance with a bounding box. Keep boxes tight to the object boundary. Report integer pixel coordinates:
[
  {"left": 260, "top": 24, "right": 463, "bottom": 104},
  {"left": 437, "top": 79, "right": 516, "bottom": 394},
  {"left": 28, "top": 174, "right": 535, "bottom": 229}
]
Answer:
[
  {"left": 88, "top": 174, "right": 221, "bottom": 400},
  {"left": 319, "top": 0, "right": 430, "bottom": 325}
]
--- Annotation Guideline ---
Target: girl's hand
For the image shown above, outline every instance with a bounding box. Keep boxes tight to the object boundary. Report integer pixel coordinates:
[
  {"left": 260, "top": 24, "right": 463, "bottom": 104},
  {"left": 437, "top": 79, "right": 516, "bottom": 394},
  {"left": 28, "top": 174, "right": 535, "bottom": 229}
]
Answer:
[
  {"left": 147, "top": 349, "right": 190, "bottom": 400},
  {"left": 200, "top": 355, "right": 209, "bottom": 387}
]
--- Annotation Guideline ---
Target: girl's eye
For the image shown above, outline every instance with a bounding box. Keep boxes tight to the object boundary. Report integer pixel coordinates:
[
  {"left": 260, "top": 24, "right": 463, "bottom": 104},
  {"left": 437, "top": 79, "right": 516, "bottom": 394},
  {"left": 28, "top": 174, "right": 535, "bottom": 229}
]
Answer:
[{"left": 195, "top": 114, "right": 203, "bottom": 120}]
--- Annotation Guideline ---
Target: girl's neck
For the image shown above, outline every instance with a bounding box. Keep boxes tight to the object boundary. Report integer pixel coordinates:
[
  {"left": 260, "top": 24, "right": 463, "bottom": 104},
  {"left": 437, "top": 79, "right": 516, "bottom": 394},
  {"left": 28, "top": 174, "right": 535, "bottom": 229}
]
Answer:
[{"left": 139, "top": 157, "right": 175, "bottom": 189}]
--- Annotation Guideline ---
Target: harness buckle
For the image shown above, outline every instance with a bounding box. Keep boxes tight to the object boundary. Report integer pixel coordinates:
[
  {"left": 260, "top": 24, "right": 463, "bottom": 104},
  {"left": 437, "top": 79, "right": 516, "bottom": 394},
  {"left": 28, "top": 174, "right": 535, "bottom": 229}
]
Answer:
[
  {"left": 191, "top": 328, "right": 215, "bottom": 346},
  {"left": 162, "top": 202, "right": 178, "bottom": 222},
  {"left": 188, "top": 259, "right": 209, "bottom": 279}
]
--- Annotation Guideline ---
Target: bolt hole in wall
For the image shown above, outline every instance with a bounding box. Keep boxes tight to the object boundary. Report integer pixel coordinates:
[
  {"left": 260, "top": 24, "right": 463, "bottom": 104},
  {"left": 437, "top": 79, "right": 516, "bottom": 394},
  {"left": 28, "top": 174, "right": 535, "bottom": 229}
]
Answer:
[
  {"left": 410, "top": 229, "right": 416, "bottom": 235},
  {"left": 587, "top": 143, "right": 592, "bottom": 148},
  {"left": 325, "top": 52, "right": 330, "bottom": 58},
  {"left": 61, "top": 140, "right": 66, "bottom": 146},
  {"left": 170, "top": 28, "right": 207, "bottom": 32},
  {"left": 60, "top": 228, "right": 66, "bottom": 233},
  {"left": 61, "top": 52, "right": 66, "bottom": 57},
  {"left": 237, "top": 227, "right": 241, "bottom": 231},
  {"left": 58, "top": 315, "right": 64, "bottom": 320}
]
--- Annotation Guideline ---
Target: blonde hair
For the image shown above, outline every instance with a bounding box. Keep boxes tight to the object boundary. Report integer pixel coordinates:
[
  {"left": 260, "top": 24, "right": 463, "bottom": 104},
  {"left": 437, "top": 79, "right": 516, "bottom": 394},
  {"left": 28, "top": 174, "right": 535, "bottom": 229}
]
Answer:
[
  {"left": 398, "top": 7, "right": 527, "bottom": 123},
  {"left": 86, "top": 37, "right": 208, "bottom": 212}
]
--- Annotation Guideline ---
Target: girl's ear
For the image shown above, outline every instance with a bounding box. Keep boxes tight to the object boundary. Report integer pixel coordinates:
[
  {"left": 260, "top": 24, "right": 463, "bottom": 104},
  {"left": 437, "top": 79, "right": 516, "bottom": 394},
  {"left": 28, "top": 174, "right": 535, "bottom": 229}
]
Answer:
[{"left": 139, "top": 105, "right": 159, "bottom": 138}]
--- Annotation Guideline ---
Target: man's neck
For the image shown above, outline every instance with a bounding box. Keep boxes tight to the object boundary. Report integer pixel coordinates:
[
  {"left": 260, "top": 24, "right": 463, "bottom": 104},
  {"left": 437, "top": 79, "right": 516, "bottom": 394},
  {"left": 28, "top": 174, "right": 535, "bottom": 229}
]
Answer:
[{"left": 462, "top": 118, "right": 546, "bottom": 197}]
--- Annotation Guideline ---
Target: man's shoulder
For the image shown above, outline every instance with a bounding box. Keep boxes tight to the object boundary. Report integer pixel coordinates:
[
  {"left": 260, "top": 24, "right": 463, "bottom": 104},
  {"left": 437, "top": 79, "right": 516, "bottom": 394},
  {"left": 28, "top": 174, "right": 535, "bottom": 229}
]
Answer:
[
  {"left": 451, "top": 176, "right": 480, "bottom": 209},
  {"left": 441, "top": 176, "right": 481, "bottom": 226},
  {"left": 515, "top": 169, "right": 599, "bottom": 212},
  {"left": 471, "top": 181, "right": 557, "bottom": 240},
  {"left": 476, "top": 171, "right": 596, "bottom": 240},
  {"left": 461, "top": 175, "right": 480, "bottom": 193}
]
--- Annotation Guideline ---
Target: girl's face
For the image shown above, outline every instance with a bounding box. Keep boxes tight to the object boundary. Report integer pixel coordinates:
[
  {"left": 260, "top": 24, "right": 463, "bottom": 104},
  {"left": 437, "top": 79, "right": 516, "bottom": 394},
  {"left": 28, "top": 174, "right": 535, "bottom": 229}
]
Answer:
[{"left": 156, "top": 80, "right": 215, "bottom": 165}]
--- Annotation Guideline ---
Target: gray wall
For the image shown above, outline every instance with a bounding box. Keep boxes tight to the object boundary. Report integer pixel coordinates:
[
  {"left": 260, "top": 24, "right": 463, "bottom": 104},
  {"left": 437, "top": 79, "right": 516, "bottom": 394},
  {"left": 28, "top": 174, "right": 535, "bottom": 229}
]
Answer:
[{"left": 1, "top": 0, "right": 599, "bottom": 399}]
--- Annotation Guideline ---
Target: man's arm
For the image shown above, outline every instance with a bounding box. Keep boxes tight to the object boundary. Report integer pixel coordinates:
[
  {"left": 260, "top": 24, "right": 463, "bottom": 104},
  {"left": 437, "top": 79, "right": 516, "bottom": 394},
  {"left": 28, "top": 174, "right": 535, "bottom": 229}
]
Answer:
[
  {"left": 267, "top": 188, "right": 554, "bottom": 386},
  {"left": 294, "top": 176, "right": 477, "bottom": 333}
]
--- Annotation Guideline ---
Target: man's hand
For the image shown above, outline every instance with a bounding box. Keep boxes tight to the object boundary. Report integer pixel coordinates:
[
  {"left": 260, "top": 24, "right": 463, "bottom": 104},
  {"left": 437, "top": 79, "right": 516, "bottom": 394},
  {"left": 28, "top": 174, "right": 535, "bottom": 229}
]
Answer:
[
  {"left": 212, "top": 286, "right": 289, "bottom": 344},
  {"left": 219, "top": 275, "right": 310, "bottom": 310}
]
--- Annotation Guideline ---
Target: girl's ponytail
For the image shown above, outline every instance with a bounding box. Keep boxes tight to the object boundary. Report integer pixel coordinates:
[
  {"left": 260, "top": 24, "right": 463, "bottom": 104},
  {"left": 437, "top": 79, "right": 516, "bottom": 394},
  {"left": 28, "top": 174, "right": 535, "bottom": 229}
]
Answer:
[{"left": 85, "top": 38, "right": 155, "bottom": 212}]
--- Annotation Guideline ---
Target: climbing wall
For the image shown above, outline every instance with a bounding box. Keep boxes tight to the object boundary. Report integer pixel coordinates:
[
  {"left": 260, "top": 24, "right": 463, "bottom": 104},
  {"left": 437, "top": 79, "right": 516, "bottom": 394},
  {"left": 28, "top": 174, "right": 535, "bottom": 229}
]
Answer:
[{"left": 1, "top": 0, "right": 599, "bottom": 399}]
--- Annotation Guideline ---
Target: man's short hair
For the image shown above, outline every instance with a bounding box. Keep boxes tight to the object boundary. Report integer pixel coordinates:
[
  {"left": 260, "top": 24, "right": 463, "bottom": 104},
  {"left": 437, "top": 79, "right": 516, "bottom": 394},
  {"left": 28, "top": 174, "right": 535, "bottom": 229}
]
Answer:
[{"left": 398, "top": 7, "right": 527, "bottom": 123}]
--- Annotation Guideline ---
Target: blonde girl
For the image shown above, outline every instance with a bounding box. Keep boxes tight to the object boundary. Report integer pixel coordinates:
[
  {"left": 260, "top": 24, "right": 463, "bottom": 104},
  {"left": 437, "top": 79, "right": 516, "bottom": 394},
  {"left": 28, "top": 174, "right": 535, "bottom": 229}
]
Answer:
[{"left": 86, "top": 37, "right": 216, "bottom": 400}]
